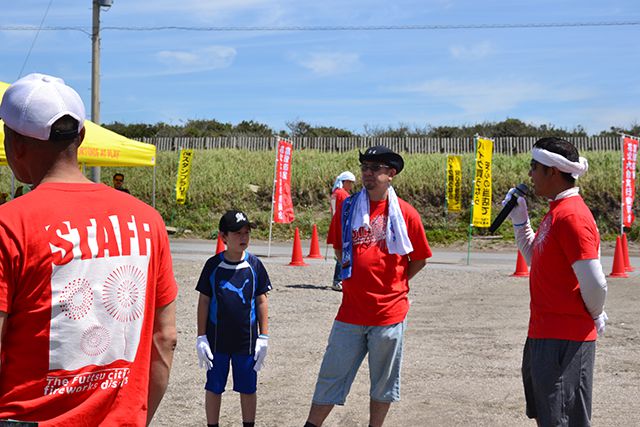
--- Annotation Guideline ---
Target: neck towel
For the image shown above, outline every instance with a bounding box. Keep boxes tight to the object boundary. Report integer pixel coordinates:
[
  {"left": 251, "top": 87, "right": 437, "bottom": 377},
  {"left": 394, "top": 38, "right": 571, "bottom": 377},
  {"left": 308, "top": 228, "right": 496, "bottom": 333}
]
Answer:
[
  {"left": 532, "top": 148, "right": 588, "bottom": 179},
  {"left": 340, "top": 186, "right": 413, "bottom": 280}
]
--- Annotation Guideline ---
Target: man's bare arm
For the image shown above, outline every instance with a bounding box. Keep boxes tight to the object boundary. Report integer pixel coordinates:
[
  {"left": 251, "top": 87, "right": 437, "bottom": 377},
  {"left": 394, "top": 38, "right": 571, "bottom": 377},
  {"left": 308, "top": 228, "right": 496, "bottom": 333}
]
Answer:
[
  {"left": 407, "top": 259, "right": 427, "bottom": 281},
  {"left": 147, "top": 301, "right": 177, "bottom": 425},
  {"left": 0, "top": 311, "right": 7, "bottom": 375}
]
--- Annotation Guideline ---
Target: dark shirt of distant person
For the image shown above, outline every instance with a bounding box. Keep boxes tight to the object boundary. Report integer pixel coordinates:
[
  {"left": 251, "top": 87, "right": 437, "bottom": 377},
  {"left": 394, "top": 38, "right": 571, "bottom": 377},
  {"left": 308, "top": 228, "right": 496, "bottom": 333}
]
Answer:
[{"left": 113, "top": 173, "right": 131, "bottom": 194}]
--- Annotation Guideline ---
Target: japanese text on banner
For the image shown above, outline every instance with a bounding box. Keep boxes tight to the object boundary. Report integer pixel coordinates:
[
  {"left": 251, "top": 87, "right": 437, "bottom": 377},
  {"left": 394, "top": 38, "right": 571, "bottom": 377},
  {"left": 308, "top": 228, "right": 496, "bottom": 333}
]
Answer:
[
  {"left": 273, "top": 140, "right": 295, "bottom": 223},
  {"left": 472, "top": 138, "right": 493, "bottom": 227},
  {"left": 447, "top": 155, "right": 462, "bottom": 212},
  {"left": 175, "top": 149, "right": 194, "bottom": 205},
  {"left": 622, "top": 136, "right": 638, "bottom": 228}
]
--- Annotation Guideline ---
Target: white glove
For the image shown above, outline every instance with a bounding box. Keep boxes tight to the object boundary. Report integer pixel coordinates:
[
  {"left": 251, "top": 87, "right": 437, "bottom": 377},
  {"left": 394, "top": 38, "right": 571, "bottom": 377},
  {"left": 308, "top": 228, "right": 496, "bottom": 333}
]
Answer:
[
  {"left": 594, "top": 311, "right": 608, "bottom": 337},
  {"left": 253, "top": 334, "right": 269, "bottom": 372},
  {"left": 501, "top": 187, "right": 529, "bottom": 225},
  {"left": 196, "top": 335, "right": 214, "bottom": 370}
]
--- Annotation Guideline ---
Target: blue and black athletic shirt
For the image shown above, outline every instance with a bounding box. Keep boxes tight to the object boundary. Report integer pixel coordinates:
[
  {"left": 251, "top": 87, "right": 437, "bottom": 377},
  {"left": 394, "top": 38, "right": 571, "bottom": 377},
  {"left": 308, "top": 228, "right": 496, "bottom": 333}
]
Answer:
[{"left": 195, "top": 252, "right": 272, "bottom": 355}]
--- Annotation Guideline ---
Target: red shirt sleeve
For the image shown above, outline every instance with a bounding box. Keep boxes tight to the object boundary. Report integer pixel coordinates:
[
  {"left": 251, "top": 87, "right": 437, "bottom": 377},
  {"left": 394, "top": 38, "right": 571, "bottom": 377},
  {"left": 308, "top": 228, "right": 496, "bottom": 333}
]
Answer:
[
  {"left": 400, "top": 199, "right": 432, "bottom": 261},
  {"left": 555, "top": 213, "right": 599, "bottom": 265},
  {"left": 153, "top": 217, "right": 178, "bottom": 307},
  {"left": 329, "top": 197, "right": 344, "bottom": 250},
  {"left": 328, "top": 189, "right": 349, "bottom": 245},
  {"left": 0, "top": 226, "right": 16, "bottom": 313}
]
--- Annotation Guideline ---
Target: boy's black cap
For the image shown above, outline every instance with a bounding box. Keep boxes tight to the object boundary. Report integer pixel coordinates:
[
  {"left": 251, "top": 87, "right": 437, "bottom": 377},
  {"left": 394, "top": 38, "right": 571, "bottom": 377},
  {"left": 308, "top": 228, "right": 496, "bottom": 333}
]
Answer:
[
  {"left": 358, "top": 145, "right": 404, "bottom": 174},
  {"left": 219, "top": 210, "right": 256, "bottom": 232}
]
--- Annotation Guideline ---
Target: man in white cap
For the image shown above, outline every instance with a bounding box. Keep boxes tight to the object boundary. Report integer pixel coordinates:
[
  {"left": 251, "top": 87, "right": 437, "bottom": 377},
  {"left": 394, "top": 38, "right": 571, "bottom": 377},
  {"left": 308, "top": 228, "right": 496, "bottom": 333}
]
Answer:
[
  {"left": 305, "top": 146, "right": 432, "bottom": 427},
  {"left": 503, "top": 137, "right": 607, "bottom": 426},
  {"left": 0, "top": 73, "right": 178, "bottom": 425},
  {"left": 327, "top": 170, "right": 355, "bottom": 291}
]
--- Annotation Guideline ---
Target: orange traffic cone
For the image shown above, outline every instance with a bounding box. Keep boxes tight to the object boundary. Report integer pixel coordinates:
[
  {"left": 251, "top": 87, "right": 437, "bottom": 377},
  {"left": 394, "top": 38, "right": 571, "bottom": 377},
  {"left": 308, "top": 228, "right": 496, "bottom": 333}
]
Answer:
[
  {"left": 307, "top": 224, "right": 323, "bottom": 259},
  {"left": 215, "top": 234, "right": 226, "bottom": 255},
  {"left": 609, "top": 236, "right": 628, "bottom": 278},
  {"left": 289, "top": 228, "right": 308, "bottom": 266},
  {"left": 621, "top": 233, "right": 635, "bottom": 272},
  {"left": 512, "top": 251, "right": 529, "bottom": 277}
]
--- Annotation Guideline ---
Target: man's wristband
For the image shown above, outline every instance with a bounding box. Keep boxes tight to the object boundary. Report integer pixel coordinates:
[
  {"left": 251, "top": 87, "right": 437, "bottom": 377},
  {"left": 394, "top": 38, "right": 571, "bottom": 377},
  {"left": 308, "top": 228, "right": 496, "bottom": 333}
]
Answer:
[{"left": 258, "top": 334, "right": 269, "bottom": 339}]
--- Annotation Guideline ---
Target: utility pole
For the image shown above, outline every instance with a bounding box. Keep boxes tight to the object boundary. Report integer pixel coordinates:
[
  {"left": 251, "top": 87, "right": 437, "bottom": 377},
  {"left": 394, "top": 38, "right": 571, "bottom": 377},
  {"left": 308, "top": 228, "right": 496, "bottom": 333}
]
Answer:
[{"left": 90, "top": 0, "right": 112, "bottom": 182}]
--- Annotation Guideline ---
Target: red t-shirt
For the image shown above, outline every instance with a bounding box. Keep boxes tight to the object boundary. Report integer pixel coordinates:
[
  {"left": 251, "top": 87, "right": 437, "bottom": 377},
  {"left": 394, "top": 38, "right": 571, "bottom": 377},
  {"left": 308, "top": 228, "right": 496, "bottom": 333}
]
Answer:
[
  {"left": 528, "top": 195, "right": 599, "bottom": 341},
  {"left": 327, "top": 188, "right": 350, "bottom": 245},
  {"left": 0, "top": 183, "right": 178, "bottom": 426},
  {"left": 330, "top": 195, "right": 432, "bottom": 326}
]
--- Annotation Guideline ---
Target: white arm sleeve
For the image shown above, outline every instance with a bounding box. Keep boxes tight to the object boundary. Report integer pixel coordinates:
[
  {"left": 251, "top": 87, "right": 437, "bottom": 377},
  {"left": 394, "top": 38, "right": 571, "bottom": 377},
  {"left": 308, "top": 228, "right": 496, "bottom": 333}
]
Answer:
[
  {"left": 513, "top": 220, "right": 535, "bottom": 265},
  {"left": 573, "top": 258, "right": 607, "bottom": 319}
]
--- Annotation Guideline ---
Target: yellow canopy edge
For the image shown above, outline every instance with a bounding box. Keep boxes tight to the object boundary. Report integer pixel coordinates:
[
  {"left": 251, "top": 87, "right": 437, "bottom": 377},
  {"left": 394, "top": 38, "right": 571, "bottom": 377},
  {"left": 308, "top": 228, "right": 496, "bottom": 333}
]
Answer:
[{"left": 0, "top": 80, "right": 156, "bottom": 167}]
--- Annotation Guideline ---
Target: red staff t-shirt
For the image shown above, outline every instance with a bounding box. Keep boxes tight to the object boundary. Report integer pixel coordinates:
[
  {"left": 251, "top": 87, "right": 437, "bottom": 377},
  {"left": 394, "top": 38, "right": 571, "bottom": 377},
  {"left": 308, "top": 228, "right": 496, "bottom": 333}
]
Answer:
[
  {"left": 327, "top": 187, "right": 350, "bottom": 245},
  {"left": 528, "top": 195, "right": 599, "bottom": 341},
  {"left": 330, "top": 196, "right": 432, "bottom": 326},
  {"left": 0, "top": 183, "right": 177, "bottom": 426}
]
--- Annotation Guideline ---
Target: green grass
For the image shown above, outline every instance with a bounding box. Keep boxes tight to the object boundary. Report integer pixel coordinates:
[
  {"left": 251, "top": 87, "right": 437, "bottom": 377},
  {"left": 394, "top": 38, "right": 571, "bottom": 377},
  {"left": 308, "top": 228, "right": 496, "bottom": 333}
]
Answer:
[{"left": 1, "top": 149, "right": 634, "bottom": 243}]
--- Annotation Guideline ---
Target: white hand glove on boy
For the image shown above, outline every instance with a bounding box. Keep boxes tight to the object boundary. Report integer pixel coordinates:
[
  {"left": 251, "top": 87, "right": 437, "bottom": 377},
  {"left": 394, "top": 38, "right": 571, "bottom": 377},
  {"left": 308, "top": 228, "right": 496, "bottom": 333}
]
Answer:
[
  {"left": 253, "top": 335, "right": 269, "bottom": 372},
  {"left": 594, "top": 311, "right": 608, "bottom": 337},
  {"left": 501, "top": 187, "right": 529, "bottom": 226},
  {"left": 196, "top": 335, "right": 214, "bottom": 370}
]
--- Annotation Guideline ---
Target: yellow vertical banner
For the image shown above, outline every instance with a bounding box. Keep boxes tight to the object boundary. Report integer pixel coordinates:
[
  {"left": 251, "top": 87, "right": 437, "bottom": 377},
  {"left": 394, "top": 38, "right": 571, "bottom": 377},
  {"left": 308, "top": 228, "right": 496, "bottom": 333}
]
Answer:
[
  {"left": 176, "top": 149, "right": 194, "bottom": 205},
  {"left": 446, "top": 155, "right": 462, "bottom": 212},
  {"left": 472, "top": 138, "right": 493, "bottom": 227}
]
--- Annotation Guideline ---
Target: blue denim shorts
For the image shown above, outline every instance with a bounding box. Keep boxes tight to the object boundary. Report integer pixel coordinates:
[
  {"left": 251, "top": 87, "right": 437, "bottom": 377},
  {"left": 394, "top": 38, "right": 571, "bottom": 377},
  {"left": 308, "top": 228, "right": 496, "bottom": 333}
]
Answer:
[
  {"left": 205, "top": 352, "right": 257, "bottom": 395},
  {"left": 312, "top": 319, "right": 405, "bottom": 405}
]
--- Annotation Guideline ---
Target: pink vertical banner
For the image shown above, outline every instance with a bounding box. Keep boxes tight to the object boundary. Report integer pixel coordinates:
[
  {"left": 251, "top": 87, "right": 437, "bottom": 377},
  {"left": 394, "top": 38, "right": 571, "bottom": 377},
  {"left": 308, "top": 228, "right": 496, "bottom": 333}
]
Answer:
[
  {"left": 622, "top": 136, "right": 638, "bottom": 228},
  {"left": 273, "top": 139, "right": 295, "bottom": 223}
]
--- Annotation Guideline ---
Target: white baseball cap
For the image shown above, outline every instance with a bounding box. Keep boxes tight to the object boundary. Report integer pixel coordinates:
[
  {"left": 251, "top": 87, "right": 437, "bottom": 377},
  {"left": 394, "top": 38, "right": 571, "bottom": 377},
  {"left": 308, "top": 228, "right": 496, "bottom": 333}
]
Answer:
[{"left": 0, "top": 73, "right": 85, "bottom": 141}]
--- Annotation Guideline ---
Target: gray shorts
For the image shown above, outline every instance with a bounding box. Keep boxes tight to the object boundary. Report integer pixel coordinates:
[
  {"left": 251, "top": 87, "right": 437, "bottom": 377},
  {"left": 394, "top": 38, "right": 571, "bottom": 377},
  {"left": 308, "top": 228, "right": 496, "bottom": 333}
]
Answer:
[
  {"left": 312, "top": 320, "right": 405, "bottom": 405},
  {"left": 522, "top": 337, "right": 595, "bottom": 426}
]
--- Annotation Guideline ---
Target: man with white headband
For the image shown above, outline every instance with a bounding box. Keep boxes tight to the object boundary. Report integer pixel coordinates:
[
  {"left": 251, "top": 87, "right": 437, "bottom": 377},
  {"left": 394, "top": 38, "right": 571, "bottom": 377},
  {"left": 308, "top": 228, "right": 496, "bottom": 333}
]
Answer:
[
  {"left": 502, "top": 137, "right": 607, "bottom": 427},
  {"left": 327, "top": 170, "right": 355, "bottom": 291}
]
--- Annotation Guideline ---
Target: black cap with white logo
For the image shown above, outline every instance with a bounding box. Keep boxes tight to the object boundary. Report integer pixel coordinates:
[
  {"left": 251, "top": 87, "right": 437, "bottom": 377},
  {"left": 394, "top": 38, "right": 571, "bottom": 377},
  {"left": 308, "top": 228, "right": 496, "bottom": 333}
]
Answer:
[{"left": 219, "top": 210, "right": 257, "bottom": 232}]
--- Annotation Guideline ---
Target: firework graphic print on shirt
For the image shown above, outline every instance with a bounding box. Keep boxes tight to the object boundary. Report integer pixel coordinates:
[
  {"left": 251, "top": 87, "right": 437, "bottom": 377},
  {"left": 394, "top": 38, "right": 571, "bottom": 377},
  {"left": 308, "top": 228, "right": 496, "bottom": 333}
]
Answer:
[{"left": 48, "top": 216, "right": 150, "bottom": 371}]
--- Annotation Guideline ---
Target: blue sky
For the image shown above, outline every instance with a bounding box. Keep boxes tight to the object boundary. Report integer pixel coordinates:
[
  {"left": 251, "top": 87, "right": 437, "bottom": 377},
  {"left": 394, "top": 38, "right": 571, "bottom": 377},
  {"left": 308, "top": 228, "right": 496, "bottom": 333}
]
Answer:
[{"left": 1, "top": 0, "right": 639, "bottom": 135}]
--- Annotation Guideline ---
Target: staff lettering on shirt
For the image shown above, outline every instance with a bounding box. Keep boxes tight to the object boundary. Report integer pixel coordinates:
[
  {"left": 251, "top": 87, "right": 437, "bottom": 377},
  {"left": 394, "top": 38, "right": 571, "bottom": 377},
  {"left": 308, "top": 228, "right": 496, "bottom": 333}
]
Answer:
[{"left": 46, "top": 214, "right": 153, "bottom": 265}]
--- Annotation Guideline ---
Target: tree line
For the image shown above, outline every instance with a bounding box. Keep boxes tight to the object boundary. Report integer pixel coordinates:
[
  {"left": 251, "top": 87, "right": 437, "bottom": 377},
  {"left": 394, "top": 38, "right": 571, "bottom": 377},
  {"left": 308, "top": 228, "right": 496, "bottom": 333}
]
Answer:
[{"left": 103, "top": 118, "right": 640, "bottom": 139}]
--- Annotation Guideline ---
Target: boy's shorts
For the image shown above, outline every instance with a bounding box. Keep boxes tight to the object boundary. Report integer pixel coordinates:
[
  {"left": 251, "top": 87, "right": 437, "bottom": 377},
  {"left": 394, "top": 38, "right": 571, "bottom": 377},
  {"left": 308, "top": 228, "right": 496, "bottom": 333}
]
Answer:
[
  {"left": 205, "top": 352, "right": 257, "bottom": 395},
  {"left": 522, "top": 338, "right": 595, "bottom": 425},
  {"left": 312, "top": 320, "right": 405, "bottom": 405}
]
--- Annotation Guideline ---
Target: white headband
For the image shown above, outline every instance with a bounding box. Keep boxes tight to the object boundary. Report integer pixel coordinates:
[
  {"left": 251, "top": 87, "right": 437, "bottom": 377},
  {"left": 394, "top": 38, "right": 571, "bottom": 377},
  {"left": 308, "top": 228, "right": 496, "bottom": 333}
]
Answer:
[
  {"left": 532, "top": 148, "right": 588, "bottom": 179},
  {"left": 332, "top": 171, "right": 356, "bottom": 191}
]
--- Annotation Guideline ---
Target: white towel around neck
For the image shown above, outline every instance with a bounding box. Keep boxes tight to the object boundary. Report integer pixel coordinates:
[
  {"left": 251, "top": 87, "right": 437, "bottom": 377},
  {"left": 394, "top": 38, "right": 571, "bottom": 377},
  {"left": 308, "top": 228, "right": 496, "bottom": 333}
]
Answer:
[{"left": 351, "top": 186, "right": 413, "bottom": 255}]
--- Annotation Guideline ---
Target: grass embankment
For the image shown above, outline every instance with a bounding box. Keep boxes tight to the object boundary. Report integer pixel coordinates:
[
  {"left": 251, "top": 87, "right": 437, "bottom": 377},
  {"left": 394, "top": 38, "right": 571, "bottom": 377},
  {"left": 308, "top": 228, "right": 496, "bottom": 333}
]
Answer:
[{"left": 1, "top": 149, "right": 631, "bottom": 243}]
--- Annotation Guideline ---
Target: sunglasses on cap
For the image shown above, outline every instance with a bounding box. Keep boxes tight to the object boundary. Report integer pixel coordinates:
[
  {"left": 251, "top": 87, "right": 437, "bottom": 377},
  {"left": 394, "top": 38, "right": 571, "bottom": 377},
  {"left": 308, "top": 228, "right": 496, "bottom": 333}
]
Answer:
[{"left": 360, "top": 163, "right": 390, "bottom": 172}]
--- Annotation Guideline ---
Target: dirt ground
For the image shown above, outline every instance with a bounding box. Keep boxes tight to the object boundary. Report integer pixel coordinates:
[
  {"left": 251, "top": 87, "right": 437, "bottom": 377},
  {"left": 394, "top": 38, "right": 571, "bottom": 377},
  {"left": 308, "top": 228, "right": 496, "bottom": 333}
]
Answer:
[{"left": 152, "top": 252, "right": 640, "bottom": 427}]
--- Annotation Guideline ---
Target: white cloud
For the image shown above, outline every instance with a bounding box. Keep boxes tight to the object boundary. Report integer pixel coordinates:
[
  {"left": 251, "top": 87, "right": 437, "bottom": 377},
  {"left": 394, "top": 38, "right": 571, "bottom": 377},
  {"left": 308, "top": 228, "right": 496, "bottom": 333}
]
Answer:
[
  {"left": 575, "top": 107, "right": 640, "bottom": 134},
  {"left": 396, "top": 78, "right": 593, "bottom": 115},
  {"left": 155, "top": 46, "right": 236, "bottom": 74},
  {"left": 296, "top": 52, "right": 360, "bottom": 76},
  {"left": 449, "top": 41, "right": 494, "bottom": 60}
]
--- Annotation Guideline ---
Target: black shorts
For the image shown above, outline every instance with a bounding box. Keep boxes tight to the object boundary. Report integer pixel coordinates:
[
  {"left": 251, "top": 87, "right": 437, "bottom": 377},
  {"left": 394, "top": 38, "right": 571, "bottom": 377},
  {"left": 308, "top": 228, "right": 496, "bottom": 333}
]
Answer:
[{"left": 522, "top": 338, "right": 595, "bottom": 426}]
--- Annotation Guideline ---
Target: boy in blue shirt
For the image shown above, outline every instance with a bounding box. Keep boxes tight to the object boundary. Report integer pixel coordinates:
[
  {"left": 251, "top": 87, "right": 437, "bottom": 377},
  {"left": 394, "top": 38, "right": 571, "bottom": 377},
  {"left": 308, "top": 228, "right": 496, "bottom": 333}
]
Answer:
[{"left": 196, "top": 210, "right": 271, "bottom": 427}]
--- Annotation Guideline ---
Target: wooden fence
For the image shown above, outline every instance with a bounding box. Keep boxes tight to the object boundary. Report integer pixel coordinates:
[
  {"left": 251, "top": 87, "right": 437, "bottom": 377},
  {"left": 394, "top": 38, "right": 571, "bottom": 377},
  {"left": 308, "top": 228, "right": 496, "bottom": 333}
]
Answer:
[{"left": 139, "top": 136, "right": 623, "bottom": 154}]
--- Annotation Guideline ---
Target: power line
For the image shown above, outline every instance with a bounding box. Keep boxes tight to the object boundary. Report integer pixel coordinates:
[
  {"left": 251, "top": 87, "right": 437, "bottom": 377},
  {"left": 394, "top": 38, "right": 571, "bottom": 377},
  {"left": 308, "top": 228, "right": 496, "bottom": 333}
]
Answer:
[
  {"left": 1, "top": 21, "right": 639, "bottom": 34},
  {"left": 17, "top": 0, "right": 54, "bottom": 78}
]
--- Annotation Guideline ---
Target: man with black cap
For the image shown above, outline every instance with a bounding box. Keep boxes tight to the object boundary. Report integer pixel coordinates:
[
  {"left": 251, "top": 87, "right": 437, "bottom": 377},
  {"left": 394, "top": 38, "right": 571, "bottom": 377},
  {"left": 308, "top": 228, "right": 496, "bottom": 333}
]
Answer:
[
  {"left": 304, "top": 146, "right": 432, "bottom": 427},
  {"left": 0, "top": 73, "right": 177, "bottom": 425}
]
